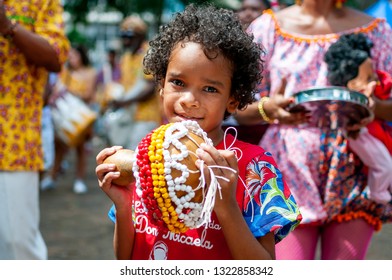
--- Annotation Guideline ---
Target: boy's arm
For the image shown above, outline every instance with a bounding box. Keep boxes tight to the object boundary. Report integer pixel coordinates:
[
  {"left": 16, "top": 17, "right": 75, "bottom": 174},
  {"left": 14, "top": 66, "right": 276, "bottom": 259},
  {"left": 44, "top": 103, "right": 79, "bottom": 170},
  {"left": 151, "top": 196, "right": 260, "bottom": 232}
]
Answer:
[
  {"left": 196, "top": 145, "right": 275, "bottom": 260},
  {"left": 96, "top": 146, "right": 136, "bottom": 259},
  {"left": 215, "top": 201, "right": 275, "bottom": 259},
  {"left": 113, "top": 206, "right": 135, "bottom": 260}
]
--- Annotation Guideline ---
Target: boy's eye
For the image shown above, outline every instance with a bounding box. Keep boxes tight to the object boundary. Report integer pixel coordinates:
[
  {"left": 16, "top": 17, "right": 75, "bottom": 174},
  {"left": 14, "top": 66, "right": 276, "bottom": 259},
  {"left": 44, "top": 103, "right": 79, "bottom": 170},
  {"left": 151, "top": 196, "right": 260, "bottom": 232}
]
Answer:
[
  {"left": 171, "top": 79, "right": 184, "bottom": 87},
  {"left": 204, "top": 86, "right": 218, "bottom": 93}
]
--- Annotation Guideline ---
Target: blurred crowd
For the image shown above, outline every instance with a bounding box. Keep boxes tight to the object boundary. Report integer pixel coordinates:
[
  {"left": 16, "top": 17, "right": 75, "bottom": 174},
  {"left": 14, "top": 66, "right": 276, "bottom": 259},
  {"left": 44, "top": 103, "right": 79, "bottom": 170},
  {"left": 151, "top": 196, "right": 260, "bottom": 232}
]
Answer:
[
  {"left": 38, "top": 0, "right": 284, "bottom": 195},
  {"left": 40, "top": 14, "right": 164, "bottom": 194}
]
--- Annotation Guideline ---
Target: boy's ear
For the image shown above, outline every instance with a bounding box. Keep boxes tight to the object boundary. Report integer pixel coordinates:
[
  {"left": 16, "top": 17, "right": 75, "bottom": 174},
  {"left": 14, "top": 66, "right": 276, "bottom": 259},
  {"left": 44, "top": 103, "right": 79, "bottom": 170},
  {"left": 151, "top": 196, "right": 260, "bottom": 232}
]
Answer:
[
  {"left": 226, "top": 96, "right": 239, "bottom": 114},
  {"left": 158, "top": 81, "right": 164, "bottom": 99}
]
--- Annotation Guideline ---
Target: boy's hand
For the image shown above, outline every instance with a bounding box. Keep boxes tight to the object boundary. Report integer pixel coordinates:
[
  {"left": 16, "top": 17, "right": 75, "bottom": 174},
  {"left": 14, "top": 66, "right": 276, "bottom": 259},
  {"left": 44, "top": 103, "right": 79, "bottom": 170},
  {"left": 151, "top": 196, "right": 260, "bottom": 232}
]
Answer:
[
  {"left": 96, "top": 146, "right": 133, "bottom": 206},
  {"left": 195, "top": 143, "right": 239, "bottom": 214}
]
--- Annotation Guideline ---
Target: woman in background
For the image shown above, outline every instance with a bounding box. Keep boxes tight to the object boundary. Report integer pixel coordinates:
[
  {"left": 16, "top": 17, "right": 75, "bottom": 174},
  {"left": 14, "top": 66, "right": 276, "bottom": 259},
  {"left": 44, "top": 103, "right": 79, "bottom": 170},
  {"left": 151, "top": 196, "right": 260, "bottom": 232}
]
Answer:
[
  {"left": 41, "top": 45, "right": 97, "bottom": 194},
  {"left": 236, "top": 0, "right": 392, "bottom": 259}
]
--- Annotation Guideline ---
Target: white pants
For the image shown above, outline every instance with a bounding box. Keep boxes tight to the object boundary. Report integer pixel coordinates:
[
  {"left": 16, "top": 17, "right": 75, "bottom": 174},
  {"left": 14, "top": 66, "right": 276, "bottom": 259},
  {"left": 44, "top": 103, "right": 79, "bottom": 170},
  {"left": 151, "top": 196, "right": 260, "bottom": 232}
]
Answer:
[
  {"left": 41, "top": 106, "right": 55, "bottom": 171},
  {"left": 0, "top": 171, "right": 47, "bottom": 259}
]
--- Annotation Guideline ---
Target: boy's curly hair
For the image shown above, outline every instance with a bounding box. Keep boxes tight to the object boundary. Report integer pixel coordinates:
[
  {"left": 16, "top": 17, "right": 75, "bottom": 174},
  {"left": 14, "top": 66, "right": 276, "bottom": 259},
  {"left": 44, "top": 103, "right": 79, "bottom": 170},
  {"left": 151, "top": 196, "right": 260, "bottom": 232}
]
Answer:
[
  {"left": 143, "top": 4, "right": 264, "bottom": 112},
  {"left": 324, "top": 33, "right": 374, "bottom": 86}
]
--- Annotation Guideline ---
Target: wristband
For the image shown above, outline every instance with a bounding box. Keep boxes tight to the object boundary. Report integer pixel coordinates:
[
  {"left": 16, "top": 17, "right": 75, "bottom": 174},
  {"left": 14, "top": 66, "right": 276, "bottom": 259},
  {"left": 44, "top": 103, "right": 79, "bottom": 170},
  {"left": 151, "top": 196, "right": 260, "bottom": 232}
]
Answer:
[{"left": 258, "top": 97, "right": 274, "bottom": 123}]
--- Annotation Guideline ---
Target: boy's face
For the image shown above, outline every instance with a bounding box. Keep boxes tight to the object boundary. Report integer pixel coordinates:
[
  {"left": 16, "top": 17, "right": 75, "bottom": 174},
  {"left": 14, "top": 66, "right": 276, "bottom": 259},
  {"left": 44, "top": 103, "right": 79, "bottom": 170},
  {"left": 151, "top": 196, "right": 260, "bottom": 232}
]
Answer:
[
  {"left": 161, "top": 41, "right": 238, "bottom": 144},
  {"left": 347, "top": 58, "right": 378, "bottom": 93}
]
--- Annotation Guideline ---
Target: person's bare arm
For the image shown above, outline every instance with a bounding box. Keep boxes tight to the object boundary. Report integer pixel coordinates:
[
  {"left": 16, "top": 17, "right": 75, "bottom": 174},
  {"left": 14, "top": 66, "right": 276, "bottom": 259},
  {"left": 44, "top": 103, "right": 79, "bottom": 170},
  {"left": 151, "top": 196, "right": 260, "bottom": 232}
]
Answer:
[
  {"left": 235, "top": 101, "right": 264, "bottom": 125},
  {"left": 215, "top": 200, "right": 275, "bottom": 259},
  {"left": 113, "top": 206, "right": 135, "bottom": 260},
  {"left": 113, "top": 79, "right": 156, "bottom": 107},
  {"left": 235, "top": 79, "right": 309, "bottom": 126},
  {"left": 0, "top": 0, "right": 61, "bottom": 72},
  {"left": 374, "top": 98, "right": 392, "bottom": 121},
  {"left": 96, "top": 146, "right": 135, "bottom": 259},
  {"left": 83, "top": 69, "right": 98, "bottom": 104}
]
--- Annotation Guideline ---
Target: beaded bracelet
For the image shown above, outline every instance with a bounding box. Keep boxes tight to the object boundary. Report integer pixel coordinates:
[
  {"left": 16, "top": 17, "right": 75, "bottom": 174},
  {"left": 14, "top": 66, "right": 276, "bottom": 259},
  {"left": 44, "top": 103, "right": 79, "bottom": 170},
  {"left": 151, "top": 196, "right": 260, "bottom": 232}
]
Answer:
[{"left": 258, "top": 97, "right": 274, "bottom": 123}]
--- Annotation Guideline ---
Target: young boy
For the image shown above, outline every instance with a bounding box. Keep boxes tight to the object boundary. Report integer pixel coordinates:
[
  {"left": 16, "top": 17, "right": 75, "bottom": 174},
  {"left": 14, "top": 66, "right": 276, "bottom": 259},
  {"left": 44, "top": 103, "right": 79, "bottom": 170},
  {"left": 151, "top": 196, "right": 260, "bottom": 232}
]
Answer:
[{"left": 96, "top": 4, "right": 301, "bottom": 260}]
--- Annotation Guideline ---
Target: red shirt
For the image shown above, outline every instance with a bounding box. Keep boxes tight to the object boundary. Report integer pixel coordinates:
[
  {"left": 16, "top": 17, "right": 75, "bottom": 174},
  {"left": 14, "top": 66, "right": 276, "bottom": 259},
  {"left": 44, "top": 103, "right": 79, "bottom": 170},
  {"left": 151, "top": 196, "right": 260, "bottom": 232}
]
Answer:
[{"left": 109, "top": 133, "right": 301, "bottom": 259}]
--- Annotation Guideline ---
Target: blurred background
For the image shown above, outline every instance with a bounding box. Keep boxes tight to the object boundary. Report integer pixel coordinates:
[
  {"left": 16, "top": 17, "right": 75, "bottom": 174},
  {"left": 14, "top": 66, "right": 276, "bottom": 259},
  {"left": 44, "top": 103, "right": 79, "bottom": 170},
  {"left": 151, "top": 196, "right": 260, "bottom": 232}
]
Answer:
[
  {"left": 37, "top": 0, "right": 391, "bottom": 260},
  {"left": 61, "top": 0, "right": 384, "bottom": 70}
]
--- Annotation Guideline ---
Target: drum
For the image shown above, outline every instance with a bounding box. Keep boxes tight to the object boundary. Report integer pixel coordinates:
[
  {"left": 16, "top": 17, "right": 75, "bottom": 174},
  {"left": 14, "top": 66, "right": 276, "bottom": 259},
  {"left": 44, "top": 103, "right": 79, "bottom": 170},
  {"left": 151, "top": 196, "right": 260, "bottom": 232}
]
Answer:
[
  {"left": 135, "top": 120, "right": 219, "bottom": 233},
  {"left": 288, "top": 86, "right": 372, "bottom": 129},
  {"left": 50, "top": 90, "right": 97, "bottom": 147},
  {"left": 104, "top": 120, "right": 221, "bottom": 234}
]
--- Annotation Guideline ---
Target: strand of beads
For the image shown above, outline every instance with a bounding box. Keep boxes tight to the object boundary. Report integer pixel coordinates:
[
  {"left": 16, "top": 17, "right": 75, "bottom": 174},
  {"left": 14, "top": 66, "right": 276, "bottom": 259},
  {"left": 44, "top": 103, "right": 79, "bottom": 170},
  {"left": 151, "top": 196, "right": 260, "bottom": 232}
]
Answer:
[
  {"left": 162, "top": 120, "right": 214, "bottom": 228},
  {"left": 150, "top": 124, "right": 188, "bottom": 233},
  {"left": 133, "top": 132, "right": 165, "bottom": 228},
  {"left": 134, "top": 120, "right": 215, "bottom": 233},
  {"left": 163, "top": 122, "right": 199, "bottom": 228},
  {"left": 186, "top": 120, "right": 212, "bottom": 146}
]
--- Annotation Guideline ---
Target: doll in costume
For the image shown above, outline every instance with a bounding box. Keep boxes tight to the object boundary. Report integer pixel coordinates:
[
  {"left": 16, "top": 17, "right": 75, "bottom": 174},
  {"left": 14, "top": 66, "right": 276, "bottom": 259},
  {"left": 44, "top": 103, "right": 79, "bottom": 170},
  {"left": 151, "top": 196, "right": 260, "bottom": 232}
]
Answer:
[{"left": 324, "top": 32, "right": 392, "bottom": 204}]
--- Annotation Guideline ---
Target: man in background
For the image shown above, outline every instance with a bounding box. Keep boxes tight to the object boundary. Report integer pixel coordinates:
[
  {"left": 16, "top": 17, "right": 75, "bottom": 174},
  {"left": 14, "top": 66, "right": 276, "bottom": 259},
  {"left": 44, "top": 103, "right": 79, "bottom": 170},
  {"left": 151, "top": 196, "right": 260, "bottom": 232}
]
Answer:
[
  {"left": 0, "top": 0, "right": 69, "bottom": 259},
  {"left": 105, "top": 15, "right": 162, "bottom": 149}
]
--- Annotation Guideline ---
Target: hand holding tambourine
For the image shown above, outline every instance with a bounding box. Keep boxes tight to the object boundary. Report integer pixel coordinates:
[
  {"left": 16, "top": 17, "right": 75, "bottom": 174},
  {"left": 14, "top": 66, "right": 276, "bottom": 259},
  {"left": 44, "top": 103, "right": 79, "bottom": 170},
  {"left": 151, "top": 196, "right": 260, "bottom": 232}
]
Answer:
[
  {"left": 266, "top": 78, "right": 311, "bottom": 125},
  {"left": 287, "top": 86, "right": 372, "bottom": 132}
]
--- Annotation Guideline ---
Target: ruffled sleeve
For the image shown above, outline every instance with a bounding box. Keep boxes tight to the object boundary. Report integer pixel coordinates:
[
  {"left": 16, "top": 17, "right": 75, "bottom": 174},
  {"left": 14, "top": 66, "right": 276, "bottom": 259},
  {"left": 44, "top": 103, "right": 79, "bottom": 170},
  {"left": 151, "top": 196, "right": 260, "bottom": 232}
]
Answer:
[{"left": 242, "top": 151, "right": 302, "bottom": 243}]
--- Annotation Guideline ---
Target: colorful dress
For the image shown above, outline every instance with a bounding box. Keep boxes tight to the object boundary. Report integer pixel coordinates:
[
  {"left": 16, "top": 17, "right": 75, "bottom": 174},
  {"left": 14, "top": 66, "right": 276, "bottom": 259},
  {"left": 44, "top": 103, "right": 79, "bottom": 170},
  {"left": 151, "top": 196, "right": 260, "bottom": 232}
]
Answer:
[
  {"left": 109, "top": 133, "right": 301, "bottom": 259},
  {"left": 0, "top": 0, "right": 69, "bottom": 171},
  {"left": 249, "top": 9, "right": 392, "bottom": 230}
]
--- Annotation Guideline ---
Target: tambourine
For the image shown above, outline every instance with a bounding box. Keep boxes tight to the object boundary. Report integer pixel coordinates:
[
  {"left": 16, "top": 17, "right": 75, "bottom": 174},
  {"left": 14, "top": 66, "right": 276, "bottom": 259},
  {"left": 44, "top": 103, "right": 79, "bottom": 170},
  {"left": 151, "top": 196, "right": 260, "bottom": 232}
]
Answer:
[
  {"left": 104, "top": 120, "right": 219, "bottom": 234},
  {"left": 288, "top": 86, "right": 372, "bottom": 129}
]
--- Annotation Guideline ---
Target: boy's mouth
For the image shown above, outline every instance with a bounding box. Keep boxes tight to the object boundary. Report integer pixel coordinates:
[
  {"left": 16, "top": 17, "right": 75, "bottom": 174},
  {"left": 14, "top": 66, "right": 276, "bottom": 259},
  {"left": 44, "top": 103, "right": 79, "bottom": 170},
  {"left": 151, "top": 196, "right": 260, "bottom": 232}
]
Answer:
[{"left": 176, "top": 113, "right": 202, "bottom": 121}]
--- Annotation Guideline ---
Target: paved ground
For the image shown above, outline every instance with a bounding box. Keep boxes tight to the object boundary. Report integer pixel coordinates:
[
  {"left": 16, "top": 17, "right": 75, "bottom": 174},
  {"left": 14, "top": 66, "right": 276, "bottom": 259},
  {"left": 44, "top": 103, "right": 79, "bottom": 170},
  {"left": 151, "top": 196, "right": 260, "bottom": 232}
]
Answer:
[
  {"left": 39, "top": 139, "right": 392, "bottom": 260},
  {"left": 40, "top": 140, "right": 115, "bottom": 260}
]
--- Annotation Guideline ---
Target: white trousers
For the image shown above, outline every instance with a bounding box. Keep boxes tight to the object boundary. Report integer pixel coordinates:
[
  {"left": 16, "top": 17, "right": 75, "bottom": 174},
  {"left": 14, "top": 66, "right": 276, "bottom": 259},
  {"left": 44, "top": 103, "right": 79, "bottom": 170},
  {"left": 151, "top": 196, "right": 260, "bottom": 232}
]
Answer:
[{"left": 0, "top": 171, "right": 47, "bottom": 259}]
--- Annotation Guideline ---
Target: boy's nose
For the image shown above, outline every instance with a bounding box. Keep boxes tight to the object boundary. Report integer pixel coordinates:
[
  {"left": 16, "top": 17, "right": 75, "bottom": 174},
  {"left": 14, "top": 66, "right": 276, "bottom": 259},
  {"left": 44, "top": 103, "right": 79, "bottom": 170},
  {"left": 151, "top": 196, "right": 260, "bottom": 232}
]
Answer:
[{"left": 180, "top": 91, "right": 199, "bottom": 108}]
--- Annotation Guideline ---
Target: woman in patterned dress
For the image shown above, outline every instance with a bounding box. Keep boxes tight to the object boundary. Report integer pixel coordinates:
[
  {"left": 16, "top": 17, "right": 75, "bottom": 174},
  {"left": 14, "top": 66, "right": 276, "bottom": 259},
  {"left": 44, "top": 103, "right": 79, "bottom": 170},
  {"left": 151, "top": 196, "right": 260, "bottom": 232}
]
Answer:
[{"left": 236, "top": 0, "right": 392, "bottom": 259}]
